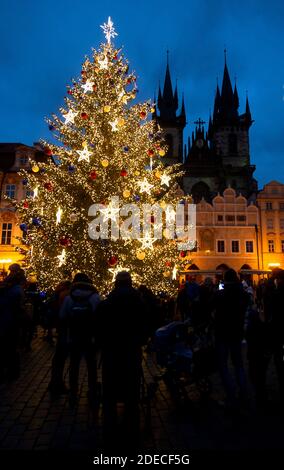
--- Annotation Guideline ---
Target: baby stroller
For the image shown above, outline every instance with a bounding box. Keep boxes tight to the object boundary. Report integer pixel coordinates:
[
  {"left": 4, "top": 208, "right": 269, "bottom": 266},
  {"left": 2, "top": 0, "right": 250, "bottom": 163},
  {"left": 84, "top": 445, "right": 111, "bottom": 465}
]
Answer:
[{"left": 153, "top": 320, "right": 216, "bottom": 405}]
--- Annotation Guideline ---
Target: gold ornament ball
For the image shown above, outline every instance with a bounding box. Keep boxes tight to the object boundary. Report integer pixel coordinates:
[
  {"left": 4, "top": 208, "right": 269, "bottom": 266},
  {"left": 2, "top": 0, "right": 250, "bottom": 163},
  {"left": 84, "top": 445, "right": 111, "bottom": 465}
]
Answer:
[
  {"left": 150, "top": 107, "right": 155, "bottom": 113},
  {"left": 103, "top": 105, "right": 111, "bottom": 113},
  {"left": 32, "top": 165, "right": 40, "bottom": 173},
  {"left": 137, "top": 251, "right": 146, "bottom": 260},
  {"left": 159, "top": 149, "right": 166, "bottom": 157},
  {"left": 101, "top": 159, "right": 109, "bottom": 167},
  {"left": 134, "top": 171, "right": 140, "bottom": 176},
  {"left": 160, "top": 201, "right": 167, "bottom": 209},
  {"left": 28, "top": 273, "right": 37, "bottom": 283},
  {"left": 163, "top": 271, "right": 171, "bottom": 278},
  {"left": 155, "top": 171, "right": 161, "bottom": 179},
  {"left": 118, "top": 118, "right": 125, "bottom": 127},
  {"left": 123, "top": 190, "right": 131, "bottom": 198}
]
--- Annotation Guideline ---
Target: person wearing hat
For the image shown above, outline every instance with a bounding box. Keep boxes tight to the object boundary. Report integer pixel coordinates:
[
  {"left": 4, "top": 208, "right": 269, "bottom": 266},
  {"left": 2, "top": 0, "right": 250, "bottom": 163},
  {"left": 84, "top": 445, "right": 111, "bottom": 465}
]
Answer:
[{"left": 96, "top": 271, "right": 150, "bottom": 447}]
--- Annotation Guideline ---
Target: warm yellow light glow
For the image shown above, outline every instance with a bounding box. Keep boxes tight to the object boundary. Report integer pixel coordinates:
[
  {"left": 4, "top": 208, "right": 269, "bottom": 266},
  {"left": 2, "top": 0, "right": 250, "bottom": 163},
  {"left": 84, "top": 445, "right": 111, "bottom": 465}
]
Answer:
[
  {"left": 56, "top": 207, "right": 62, "bottom": 225},
  {"left": 268, "top": 263, "right": 281, "bottom": 268}
]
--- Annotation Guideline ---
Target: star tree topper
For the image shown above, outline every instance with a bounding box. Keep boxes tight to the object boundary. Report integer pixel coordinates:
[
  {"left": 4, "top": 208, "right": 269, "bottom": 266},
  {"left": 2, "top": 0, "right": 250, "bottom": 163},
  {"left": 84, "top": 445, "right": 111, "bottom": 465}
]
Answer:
[{"left": 100, "top": 17, "right": 118, "bottom": 44}]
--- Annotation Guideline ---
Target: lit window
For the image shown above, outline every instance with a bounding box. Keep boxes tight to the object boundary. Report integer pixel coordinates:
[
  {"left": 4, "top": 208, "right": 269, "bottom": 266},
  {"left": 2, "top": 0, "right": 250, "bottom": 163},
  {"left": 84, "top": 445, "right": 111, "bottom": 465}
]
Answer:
[
  {"left": 267, "top": 218, "right": 274, "bottom": 229},
  {"left": 268, "top": 240, "right": 275, "bottom": 253},
  {"left": 1, "top": 223, "right": 12, "bottom": 245},
  {"left": 246, "top": 241, "right": 254, "bottom": 253},
  {"left": 232, "top": 240, "right": 239, "bottom": 253}
]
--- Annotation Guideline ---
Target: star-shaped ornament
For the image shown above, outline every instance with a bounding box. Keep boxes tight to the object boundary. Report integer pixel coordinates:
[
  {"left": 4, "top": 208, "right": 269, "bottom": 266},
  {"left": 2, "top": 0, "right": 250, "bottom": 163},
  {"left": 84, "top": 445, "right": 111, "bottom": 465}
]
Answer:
[
  {"left": 98, "top": 55, "right": 108, "bottom": 70},
  {"left": 100, "top": 17, "right": 118, "bottom": 44},
  {"left": 101, "top": 204, "right": 120, "bottom": 222},
  {"left": 110, "top": 118, "right": 119, "bottom": 132},
  {"left": 57, "top": 249, "right": 66, "bottom": 267},
  {"left": 161, "top": 174, "right": 171, "bottom": 187},
  {"left": 77, "top": 147, "right": 92, "bottom": 163},
  {"left": 138, "top": 235, "right": 157, "bottom": 250},
  {"left": 82, "top": 80, "right": 94, "bottom": 93},
  {"left": 64, "top": 110, "right": 77, "bottom": 125},
  {"left": 138, "top": 178, "right": 153, "bottom": 194}
]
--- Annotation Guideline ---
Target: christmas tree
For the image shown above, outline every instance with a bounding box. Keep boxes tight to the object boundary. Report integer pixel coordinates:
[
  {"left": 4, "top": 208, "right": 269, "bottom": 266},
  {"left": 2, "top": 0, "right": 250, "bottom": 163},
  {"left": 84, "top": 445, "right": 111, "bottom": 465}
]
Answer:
[{"left": 15, "top": 18, "right": 190, "bottom": 295}]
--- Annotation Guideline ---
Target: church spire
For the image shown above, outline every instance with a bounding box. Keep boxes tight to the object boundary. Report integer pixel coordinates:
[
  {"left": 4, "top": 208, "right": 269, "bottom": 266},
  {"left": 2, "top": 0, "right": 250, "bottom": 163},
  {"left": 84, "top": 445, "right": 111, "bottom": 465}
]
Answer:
[
  {"left": 157, "top": 51, "right": 179, "bottom": 120},
  {"left": 245, "top": 93, "right": 252, "bottom": 122},
  {"left": 233, "top": 82, "right": 239, "bottom": 111},
  {"left": 213, "top": 84, "right": 221, "bottom": 121}
]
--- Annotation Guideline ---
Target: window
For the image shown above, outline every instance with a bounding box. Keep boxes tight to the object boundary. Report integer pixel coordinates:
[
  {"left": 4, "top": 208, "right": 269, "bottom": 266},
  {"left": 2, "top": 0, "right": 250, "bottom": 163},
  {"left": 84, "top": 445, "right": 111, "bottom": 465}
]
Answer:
[
  {"left": 246, "top": 241, "right": 254, "bottom": 253},
  {"left": 266, "top": 202, "right": 273, "bottom": 210},
  {"left": 228, "top": 134, "right": 238, "bottom": 154},
  {"left": 281, "top": 240, "right": 284, "bottom": 253},
  {"left": 19, "top": 155, "right": 29, "bottom": 166},
  {"left": 225, "top": 215, "right": 235, "bottom": 222},
  {"left": 237, "top": 215, "right": 246, "bottom": 222},
  {"left": 232, "top": 240, "right": 239, "bottom": 253},
  {"left": 280, "top": 203, "right": 284, "bottom": 211},
  {"left": 4, "top": 184, "right": 16, "bottom": 199},
  {"left": 217, "top": 215, "right": 223, "bottom": 222},
  {"left": 268, "top": 240, "right": 275, "bottom": 253},
  {"left": 217, "top": 240, "right": 225, "bottom": 253},
  {"left": 267, "top": 218, "right": 274, "bottom": 229},
  {"left": 1, "top": 223, "right": 12, "bottom": 245},
  {"left": 280, "top": 219, "right": 284, "bottom": 230}
]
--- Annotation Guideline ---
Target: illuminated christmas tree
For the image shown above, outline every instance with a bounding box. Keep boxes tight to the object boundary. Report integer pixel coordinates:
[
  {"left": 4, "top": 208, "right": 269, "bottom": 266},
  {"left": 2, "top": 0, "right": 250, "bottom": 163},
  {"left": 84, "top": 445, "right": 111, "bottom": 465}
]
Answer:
[{"left": 15, "top": 18, "right": 190, "bottom": 294}]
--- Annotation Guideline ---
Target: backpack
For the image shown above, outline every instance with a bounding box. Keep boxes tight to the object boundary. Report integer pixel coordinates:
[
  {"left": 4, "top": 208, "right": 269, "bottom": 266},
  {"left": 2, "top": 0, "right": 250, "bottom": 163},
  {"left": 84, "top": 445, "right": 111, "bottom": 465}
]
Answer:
[{"left": 67, "top": 294, "right": 94, "bottom": 344}]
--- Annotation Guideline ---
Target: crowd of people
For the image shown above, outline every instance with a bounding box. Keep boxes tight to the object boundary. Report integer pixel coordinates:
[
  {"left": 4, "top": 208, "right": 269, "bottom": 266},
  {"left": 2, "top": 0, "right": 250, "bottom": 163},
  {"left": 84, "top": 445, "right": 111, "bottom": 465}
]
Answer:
[{"left": 0, "top": 263, "right": 284, "bottom": 445}]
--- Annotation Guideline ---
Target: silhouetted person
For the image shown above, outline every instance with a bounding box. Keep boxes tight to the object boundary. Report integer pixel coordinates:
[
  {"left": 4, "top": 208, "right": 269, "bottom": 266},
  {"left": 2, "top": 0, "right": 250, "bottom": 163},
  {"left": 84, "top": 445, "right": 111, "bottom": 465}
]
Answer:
[
  {"left": 97, "top": 271, "right": 148, "bottom": 449},
  {"left": 212, "top": 269, "right": 249, "bottom": 411},
  {"left": 0, "top": 270, "right": 26, "bottom": 381},
  {"left": 48, "top": 280, "right": 72, "bottom": 397},
  {"left": 59, "top": 273, "right": 100, "bottom": 406}
]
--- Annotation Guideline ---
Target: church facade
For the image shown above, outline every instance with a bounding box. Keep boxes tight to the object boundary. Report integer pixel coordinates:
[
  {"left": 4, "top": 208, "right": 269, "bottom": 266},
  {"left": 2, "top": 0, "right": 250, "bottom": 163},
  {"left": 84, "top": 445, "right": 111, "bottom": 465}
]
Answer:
[{"left": 155, "top": 56, "right": 258, "bottom": 203}]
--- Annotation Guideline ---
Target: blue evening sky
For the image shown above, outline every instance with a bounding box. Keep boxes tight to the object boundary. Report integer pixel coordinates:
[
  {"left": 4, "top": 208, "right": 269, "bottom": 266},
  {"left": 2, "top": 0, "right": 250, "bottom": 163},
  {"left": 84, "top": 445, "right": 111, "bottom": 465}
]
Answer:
[{"left": 0, "top": 0, "right": 283, "bottom": 187}]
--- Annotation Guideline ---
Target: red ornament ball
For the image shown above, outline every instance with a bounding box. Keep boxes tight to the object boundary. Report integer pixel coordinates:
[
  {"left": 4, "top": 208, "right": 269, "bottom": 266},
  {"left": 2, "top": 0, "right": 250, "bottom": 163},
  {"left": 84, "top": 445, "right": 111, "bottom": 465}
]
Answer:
[
  {"left": 113, "top": 55, "right": 118, "bottom": 60},
  {"left": 120, "top": 168, "right": 128, "bottom": 177},
  {"left": 23, "top": 201, "right": 29, "bottom": 209},
  {"left": 44, "top": 147, "right": 52, "bottom": 156},
  {"left": 108, "top": 256, "right": 118, "bottom": 266},
  {"left": 180, "top": 251, "right": 186, "bottom": 258},
  {"left": 67, "top": 89, "right": 73, "bottom": 95},
  {"left": 60, "top": 236, "right": 72, "bottom": 247},
  {"left": 140, "top": 111, "right": 147, "bottom": 119},
  {"left": 147, "top": 149, "right": 154, "bottom": 157},
  {"left": 81, "top": 112, "right": 89, "bottom": 120},
  {"left": 89, "top": 170, "right": 97, "bottom": 180},
  {"left": 93, "top": 84, "right": 97, "bottom": 91},
  {"left": 44, "top": 182, "right": 53, "bottom": 191},
  {"left": 165, "top": 261, "right": 171, "bottom": 267}
]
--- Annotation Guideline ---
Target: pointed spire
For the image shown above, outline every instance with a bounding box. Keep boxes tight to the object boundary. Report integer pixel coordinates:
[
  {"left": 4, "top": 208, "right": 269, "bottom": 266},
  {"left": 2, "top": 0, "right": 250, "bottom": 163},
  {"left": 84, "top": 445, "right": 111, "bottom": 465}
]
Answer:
[
  {"left": 173, "top": 81, "right": 178, "bottom": 110},
  {"left": 213, "top": 84, "right": 221, "bottom": 120},
  {"left": 180, "top": 93, "right": 186, "bottom": 118},
  {"left": 163, "top": 51, "right": 174, "bottom": 103},
  {"left": 233, "top": 82, "right": 239, "bottom": 111},
  {"left": 245, "top": 93, "right": 252, "bottom": 122},
  {"left": 208, "top": 112, "right": 213, "bottom": 137},
  {"left": 157, "top": 82, "right": 162, "bottom": 109}
]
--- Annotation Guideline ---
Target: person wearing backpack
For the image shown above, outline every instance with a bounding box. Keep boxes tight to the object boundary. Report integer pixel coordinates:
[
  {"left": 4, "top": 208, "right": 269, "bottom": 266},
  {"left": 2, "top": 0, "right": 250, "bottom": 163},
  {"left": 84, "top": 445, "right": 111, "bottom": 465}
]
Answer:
[{"left": 59, "top": 273, "right": 100, "bottom": 406}]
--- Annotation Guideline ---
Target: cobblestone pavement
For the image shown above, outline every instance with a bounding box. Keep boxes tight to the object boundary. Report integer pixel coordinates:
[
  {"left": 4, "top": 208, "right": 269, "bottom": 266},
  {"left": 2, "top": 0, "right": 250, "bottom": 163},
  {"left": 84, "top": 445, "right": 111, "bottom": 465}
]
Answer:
[{"left": 0, "top": 331, "right": 283, "bottom": 456}]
